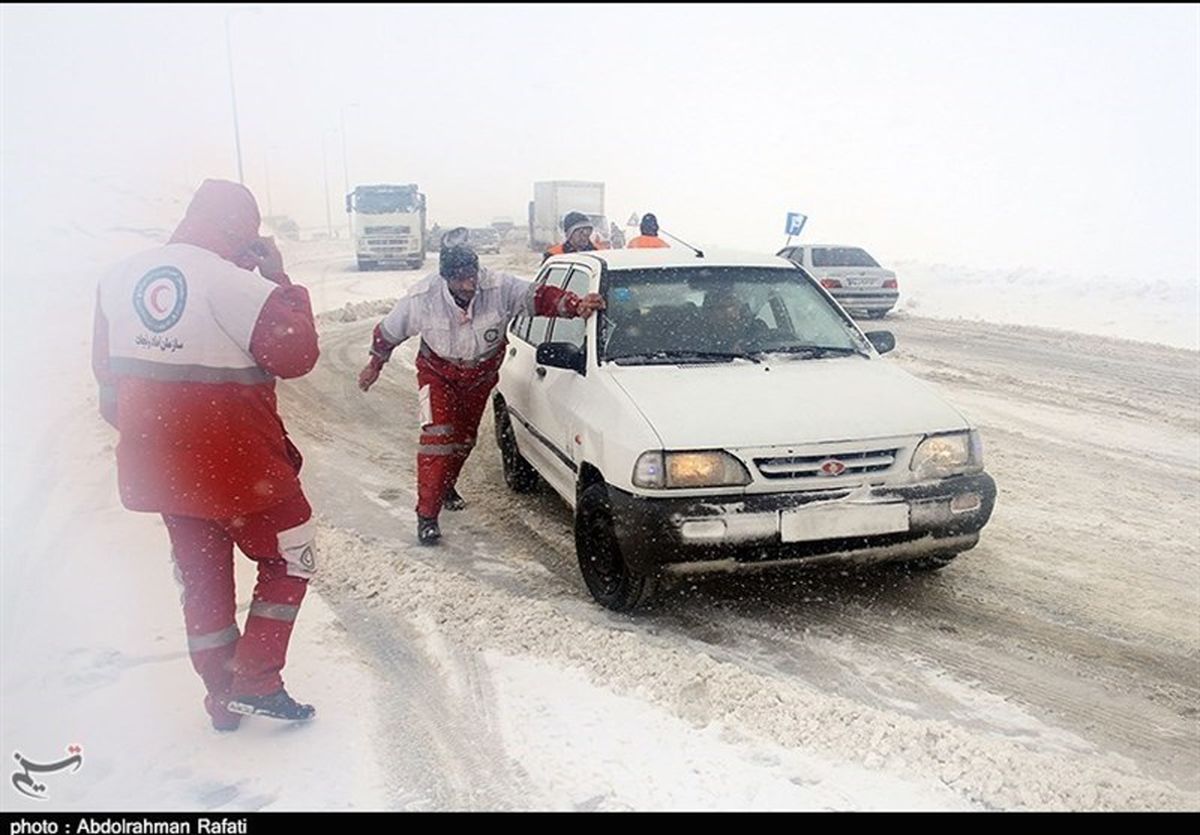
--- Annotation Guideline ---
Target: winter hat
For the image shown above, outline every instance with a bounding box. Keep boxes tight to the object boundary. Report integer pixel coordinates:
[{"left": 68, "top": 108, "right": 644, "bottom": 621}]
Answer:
[
  {"left": 562, "top": 211, "right": 593, "bottom": 237},
  {"left": 440, "top": 244, "right": 479, "bottom": 280},
  {"left": 640, "top": 212, "right": 659, "bottom": 236}
]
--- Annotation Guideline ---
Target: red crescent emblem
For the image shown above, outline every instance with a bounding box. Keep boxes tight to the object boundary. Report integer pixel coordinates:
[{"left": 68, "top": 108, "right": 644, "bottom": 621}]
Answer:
[{"left": 150, "top": 284, "right": 170, "bottom": 314}]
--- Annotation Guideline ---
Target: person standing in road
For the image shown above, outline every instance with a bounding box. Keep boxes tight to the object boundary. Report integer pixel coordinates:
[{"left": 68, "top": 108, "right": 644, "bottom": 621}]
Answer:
[
  {"left": 627, "top": 212, "right": 670, "bottom": 249},
  {"left": 541, "top": 211, "right": 611, "bottom": 263},
  {"left": 357, "top": 228, "right": 605, "bottom": 545},
  {"left": 609, "top": 221, "right": 626, "bottom": 249},
  {"left": 93, "top": 179, "right": 322, "bottom": 731}
]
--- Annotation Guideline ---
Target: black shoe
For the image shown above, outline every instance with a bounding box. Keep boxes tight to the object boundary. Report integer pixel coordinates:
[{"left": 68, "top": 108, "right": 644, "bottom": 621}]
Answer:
[
  {"left": 417, "top": 515, "right": 441, "bottom": 545},
  {"left": 205, "top": 694, "right": 241, "bottom": 732},
  {"left": 225, "top": 688, "right": 316, "bottom": 722},
  {"left": 443, "top": 486, "right": 466, "bottom": 511},
  {"left": 222, "top": 686, "right": 312, "bottom": 719}
]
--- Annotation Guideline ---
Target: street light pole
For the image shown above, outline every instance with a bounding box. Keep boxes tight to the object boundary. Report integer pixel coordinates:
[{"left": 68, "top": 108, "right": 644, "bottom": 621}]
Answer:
[
  {"left": 263, "top": 150, "right": 273, "bottom": 218},
  {"left": 340, "top": 103, "right": 358, "bottom": 241},
  {"left": 224, "top": 12, "right": 244, "bottom": 184},
  {"left": 322, "top": 133, "right": 333, "bottom": 239}
]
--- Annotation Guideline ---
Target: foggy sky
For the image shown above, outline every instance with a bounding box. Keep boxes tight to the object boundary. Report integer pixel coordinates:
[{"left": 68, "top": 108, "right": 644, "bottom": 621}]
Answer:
[{"left": 3, "top": 3, "right": 1197, "bottom": 282}]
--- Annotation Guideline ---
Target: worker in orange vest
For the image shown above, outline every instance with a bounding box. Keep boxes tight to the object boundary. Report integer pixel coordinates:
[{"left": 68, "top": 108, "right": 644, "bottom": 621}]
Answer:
[
  {"left": 542, "top": 211, "right": 611, "bottom": 263},
  {"left": 627, "top": 212, "right": 670, "bottom": 249}
]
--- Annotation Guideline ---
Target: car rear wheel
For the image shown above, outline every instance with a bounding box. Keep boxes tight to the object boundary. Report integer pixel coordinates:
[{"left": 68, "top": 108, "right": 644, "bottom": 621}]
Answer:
[
  {"left": 494, "top": 399, "right": 538, "bottom": 493},
  {"left": 575, "top": 483, "right": 659, "bottom": 611}
]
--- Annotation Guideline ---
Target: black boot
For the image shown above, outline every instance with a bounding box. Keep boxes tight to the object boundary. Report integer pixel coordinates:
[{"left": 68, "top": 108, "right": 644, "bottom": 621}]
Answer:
[
  {"left": 225, "top": 688, "right": 316, "bottom": 722},
  {"left": 443, "top": 486, "right": 466, "bottom": 511},
  {"left": 417, "top": 514, "right": 441, "bottom": 545}
]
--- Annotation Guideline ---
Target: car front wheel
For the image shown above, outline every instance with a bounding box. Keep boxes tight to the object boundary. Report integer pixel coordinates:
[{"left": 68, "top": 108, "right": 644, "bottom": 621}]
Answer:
[
  {"left": 893, "top": 552, "right": 958, "bottom": 573},
  {"left": 575, "top": 482, "right": 659, "bottom": 611}
]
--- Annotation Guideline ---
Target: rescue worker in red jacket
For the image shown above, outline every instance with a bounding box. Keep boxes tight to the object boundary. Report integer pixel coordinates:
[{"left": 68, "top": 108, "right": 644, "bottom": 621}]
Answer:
[
  {"left": 92, "top": 179, "right": 321, "bottom": 730},
  {"left": 626, "top": 212, "right": 670, "bottom": 249},
  {"left": 357, "top": 228, "right": 605, "bottom": 545},
  {"left": 541, "top": 210, "right": 611, "bottom": 263}
]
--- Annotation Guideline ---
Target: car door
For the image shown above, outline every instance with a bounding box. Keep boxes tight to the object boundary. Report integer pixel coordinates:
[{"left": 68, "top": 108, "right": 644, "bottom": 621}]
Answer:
[
  {"left": 503, "top": 264, "right": 568, "bottom": 472},
  {"left": 525, "top": 262, "right": 595, "bottom": 503}
]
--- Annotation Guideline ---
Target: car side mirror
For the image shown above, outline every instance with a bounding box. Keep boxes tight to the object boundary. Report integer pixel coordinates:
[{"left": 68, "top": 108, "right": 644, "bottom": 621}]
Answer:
[
  {"left": 344, "top": 195, "right": 352, "bottom": 213},
  {"left": 536, "top": 342, "right": 586, "bottom": 374},
  {"left": 865, "top": 330, "right": 895, "bottom": 355}
]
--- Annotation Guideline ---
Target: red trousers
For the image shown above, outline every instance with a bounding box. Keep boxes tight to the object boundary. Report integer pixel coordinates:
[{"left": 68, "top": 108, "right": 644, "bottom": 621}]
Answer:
[
  {"left": 162, "top": 490, "right": 315, "bottom": 713},
  {"left": 415, "top": 347, "right": 500, "bottom": 518}
]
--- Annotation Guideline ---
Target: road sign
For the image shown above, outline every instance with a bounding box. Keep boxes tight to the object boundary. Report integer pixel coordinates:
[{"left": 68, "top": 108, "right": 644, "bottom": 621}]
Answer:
[{"left": 785, "top": 212, "right": 807, "bottom": 236}]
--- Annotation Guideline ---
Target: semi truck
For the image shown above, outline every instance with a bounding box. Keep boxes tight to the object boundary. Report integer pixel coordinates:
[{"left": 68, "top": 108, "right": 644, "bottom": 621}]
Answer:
[
  {"left": 528, "top": 180, "right": 605, "bottom": 251},
  {"left": 346, "top": 183, "right": 427, "bottom": 270}
]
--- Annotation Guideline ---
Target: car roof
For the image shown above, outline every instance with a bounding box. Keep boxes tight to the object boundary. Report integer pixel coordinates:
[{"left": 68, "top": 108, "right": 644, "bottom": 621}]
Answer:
[
  {"left": 550, "top": 248, "right": 800, "bottom": 271},
  {"left": 784, "top": 244, "right": 873, "bottom": 250}
]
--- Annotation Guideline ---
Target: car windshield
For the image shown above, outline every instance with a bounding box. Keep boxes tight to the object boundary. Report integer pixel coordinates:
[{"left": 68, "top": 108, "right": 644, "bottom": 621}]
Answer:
[
  {"left": 470, "top": 228, "right": 498, "bottom": 242},
  {"left": 811, "top": 247, "right": 880, "bottom": 268},
  {"left": 600, "top": 266, "right": 868, "bottom": 365}
]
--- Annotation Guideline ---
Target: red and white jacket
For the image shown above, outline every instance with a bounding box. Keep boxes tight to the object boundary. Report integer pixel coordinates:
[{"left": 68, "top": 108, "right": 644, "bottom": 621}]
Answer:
[
  {"left": 93, "top": 242, "right": 319, "bottom": 519},
  {"left": 369, "top": 265, "right": 584, "bottom": 376}
]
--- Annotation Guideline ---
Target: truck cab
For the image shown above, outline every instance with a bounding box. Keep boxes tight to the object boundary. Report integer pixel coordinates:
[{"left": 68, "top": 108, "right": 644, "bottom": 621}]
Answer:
[{"left": 346, "top": 184, "right": 427, "bottom": 271}]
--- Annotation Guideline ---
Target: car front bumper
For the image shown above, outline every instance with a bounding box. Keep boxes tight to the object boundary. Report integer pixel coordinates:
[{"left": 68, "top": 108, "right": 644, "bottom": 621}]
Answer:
[{"left": 606, "top": 472, "right": 996, "bottom": 574}]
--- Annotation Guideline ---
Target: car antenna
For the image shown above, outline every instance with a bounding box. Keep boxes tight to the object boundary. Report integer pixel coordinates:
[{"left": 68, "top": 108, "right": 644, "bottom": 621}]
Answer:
[{"left": 659, "top": 228, "right": 704, "bottom": 258}]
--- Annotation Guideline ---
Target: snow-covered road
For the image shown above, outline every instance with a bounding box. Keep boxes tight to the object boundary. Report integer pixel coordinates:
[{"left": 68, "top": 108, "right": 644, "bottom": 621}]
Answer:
[{"left": 2, "top": 236, "right": 1195, "bottom": 811}]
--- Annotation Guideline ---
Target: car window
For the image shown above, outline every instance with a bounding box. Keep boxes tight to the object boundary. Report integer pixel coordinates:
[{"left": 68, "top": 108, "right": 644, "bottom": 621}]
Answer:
[
  {"left": 793, "top": 247, "right": 805, "bottom": 264},
  {"left": 811, "top": 247, "right": 879, "bottom": 268},
  {"left": 512, "top": 266, "right": 567, "bottom": 342},
  {"left": 601, "top": 266, "right": 864, "bottom": 363},
  {"left": 525, "top": 266, "right": 569, "bottom": 346},
  {"left": 548, "top": 266, "right": 592, "bottom": 350}
]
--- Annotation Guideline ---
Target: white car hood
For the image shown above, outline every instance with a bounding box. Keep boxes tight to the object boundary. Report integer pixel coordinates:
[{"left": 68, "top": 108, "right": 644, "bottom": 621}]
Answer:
[{"left": 606, "top": 357, "right": 967, "bottom": 448}]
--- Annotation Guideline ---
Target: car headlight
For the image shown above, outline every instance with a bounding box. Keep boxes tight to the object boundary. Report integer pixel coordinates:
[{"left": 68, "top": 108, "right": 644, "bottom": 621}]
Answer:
[
  {"left": 632, "top": 450, "right": 751, "bottom": 489},
  {"left": 910, "top": 430, "right": 983, "bottom": 480}
]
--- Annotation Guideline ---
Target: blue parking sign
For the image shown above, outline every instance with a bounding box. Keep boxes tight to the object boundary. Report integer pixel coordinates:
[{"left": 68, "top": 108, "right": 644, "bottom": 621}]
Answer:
[{"left": 785, "top": 212, "right": 807, "bottom": 236}]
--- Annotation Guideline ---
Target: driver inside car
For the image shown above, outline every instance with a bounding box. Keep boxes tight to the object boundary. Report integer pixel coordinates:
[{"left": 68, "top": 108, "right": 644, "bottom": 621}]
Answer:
[{"left": 700, "top": 287, "right": 768, "bottom": 353}]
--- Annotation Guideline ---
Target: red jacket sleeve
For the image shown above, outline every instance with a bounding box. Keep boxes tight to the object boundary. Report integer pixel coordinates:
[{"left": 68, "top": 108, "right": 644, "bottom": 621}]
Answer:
[
  {"left": 533, "top": 284, "right": 582, "bottom": 317},
  {"left": 249, "top": 282, "right": 320, "bottom": 379},
  {"left": 92, "top": 288, "right": 119, "bottom": 428},
  {"left": 367, "top": 322, "right": 398, "bottom": 367}
]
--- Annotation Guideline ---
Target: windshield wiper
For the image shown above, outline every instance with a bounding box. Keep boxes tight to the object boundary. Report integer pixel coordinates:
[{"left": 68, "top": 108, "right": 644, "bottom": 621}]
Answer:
[
  {"left": 608, "top": 349, "right": 761, "bottom": 365},
  {"left": 757, "top": 345, "right": 869, "bottom": 359}
]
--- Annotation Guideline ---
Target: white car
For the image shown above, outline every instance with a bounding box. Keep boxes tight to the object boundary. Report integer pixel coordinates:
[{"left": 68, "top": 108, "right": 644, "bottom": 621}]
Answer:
[
  {"left": 494, "top": 249, "right": 995, "bottom": 611},
  {"left": 777, "top": 244, "right": 898, "bottom": 319}
]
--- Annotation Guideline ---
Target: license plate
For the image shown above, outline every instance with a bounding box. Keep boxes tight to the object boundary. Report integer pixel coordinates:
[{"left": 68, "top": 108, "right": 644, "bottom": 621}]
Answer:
[
  {"left": 844, "top": 277, "right": 877, "bottom": 287},
  {"left": 780, "top": 502, "right": 909, "bottom": 542}
]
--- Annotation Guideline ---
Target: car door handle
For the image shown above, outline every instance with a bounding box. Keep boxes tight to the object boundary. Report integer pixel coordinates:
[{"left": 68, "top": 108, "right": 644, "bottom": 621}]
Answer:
[{"left": 535, "top": 366, "right": 547, "bottom": 379}]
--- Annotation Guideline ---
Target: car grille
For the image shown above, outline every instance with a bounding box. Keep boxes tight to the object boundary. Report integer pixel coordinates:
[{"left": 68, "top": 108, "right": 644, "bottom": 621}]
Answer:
[
  {"left": 754, "top": 446, "right": 900, "bottom": 480},
  {"left": 365, "top": 225, "right": 409, "bottom": 235}
]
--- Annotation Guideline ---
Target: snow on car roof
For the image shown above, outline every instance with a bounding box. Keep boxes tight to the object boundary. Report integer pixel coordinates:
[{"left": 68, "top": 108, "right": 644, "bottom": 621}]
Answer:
[
  {"left": 555, "top": 248, "right": 798, "bottom": 271},
  {"left": 789, "top": 244, "right": 873, "bottom": 250}
]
